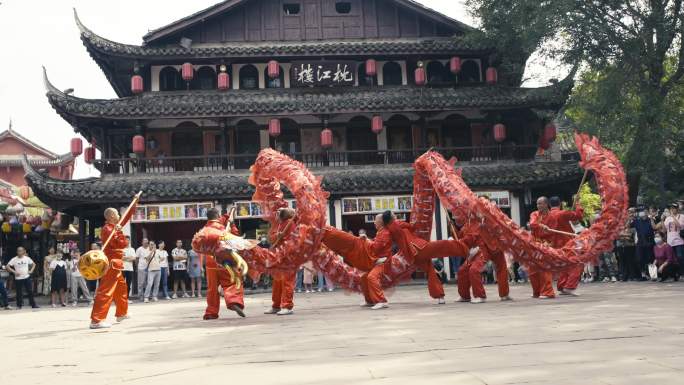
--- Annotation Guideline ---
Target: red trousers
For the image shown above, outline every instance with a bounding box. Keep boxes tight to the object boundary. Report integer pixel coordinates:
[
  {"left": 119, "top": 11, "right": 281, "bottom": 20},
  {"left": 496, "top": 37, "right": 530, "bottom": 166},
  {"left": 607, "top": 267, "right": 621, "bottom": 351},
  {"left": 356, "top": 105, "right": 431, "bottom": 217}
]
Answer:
[
  {"left": 271, "top": 272, "right": 296, "bottom": 310},
  {"left": 412, "top": 240, "right": 467, "bottom": 300},
  {"left": 528, "top": 265, "right": 555, "bottom": 298},
  {"left": 360, "top": 264, "right": 387, "bottom": 304},
  {"left": 204, "top": 267, "right": 244, "bottom": 318},
  {"left": 557, "top": 264, "right": 583, "bottom": 291},
  {"left": 90, "top": 266, "right": 128, "bottom": 322}
]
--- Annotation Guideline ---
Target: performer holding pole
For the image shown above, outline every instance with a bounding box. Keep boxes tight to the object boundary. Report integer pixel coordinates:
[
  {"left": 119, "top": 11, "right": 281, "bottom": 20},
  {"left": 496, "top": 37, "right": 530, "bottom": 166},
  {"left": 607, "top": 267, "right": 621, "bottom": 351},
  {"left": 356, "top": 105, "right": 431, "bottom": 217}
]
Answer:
[
  {"left": 527, "top": 196, "right": 556, "bottom": 299},
  {"left": 88, "top": 191, "right": 142, "bottom": 329},
  {"left": 265, "top": 208, "right": 298, "bottom": 316}
]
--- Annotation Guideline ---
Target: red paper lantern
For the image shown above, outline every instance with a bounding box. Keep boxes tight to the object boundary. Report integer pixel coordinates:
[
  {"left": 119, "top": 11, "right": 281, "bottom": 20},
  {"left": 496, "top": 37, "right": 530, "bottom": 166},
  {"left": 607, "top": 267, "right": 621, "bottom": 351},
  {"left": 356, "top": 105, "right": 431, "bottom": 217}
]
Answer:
[
  {"left": 269, "top": 119, "right": 281, "bottom": 138},
  {"left": 544, "top": 123, "right": 557, "bottom": 143},
  {"left": 415, "top": 67, "right": 426, "bottom": 86},
  {"left": 450, "top": 57, "right": 462, "bottom": 74},
  {"left": 70, "top": 137, "right": 83, "bottom": 157},
  {"left": 132, "top": 135, "right": 145, "bottom": 154},
  {"left": 131, "top": 74, "right": 143, "bottom": 94},
  {"left": 19, "top": 185, "right": 32, "bottom": 200},
  {"left": 182, "top": 63, "right": 194, "bottom": 81},
  {"left": 539, "top": 135, "right": 551, "bottom": 150},
  {"left": 486, "top": 67, "right": 498, "bottom": 85},
  {"left": 372, "top": 116, "right": 383, "bottom": 134},
  {"left": 218, "top": 72, "right": 230, "bottom": 90},
  {"left": 493, "top": 123, "right": 506, "bottom": 143},
  {"left": 321, "top": 128, "right": 333, "bottom": 149},
  {"left": 84, "top": 146, "right": 95, "bottom": 164},
  {"left": 268, "top": 60, "right": 280, "bottom": 79},
  {"left": 365, "top": 59, "right": 377, "bottom": 77}
]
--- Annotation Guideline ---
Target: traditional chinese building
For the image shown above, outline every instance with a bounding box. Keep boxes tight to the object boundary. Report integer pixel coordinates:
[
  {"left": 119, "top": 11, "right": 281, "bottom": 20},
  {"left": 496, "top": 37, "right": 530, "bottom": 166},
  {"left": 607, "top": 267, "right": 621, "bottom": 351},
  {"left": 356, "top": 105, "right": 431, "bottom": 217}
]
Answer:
[{"left": 27, "top": 0, "right": 582, "bottom": 254}]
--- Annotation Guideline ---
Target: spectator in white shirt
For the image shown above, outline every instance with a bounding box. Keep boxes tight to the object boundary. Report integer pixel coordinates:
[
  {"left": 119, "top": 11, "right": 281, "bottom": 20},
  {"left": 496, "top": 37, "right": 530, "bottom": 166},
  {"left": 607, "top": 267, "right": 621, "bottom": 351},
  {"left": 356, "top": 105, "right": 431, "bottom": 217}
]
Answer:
[
  {"left": 157, "top": 241, "right": 171, "bottom": 300},
  {"left": 172, "top": 240, "right": 190, "bottom": 298},
  {"left": 68, "top": 249, "right": 92, "bottom": 306},
  {"left": 144, "top": 241, "right": 161, "bottom": 302},
  {"left": 122, "top": 236, "right": 136, "bottom": 298},
  {"left": 6, "top": 247, "right": 38, "bottom": 309},
  {"left": 135, "top": 238, "right": 150, "bottom": 300}
]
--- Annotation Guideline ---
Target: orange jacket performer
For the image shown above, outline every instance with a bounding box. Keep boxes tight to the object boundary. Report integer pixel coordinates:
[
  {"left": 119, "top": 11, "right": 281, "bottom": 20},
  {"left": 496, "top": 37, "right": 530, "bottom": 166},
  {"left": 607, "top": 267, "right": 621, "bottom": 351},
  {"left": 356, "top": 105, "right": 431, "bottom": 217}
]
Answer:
[
  {"left": 383, "top": 212, "right": 469, "bottom": 302},
  {"left": 546, "top": 196, "right": 584, "bottom": 295},
  {"left": 265, "top": 208, "right": 297, "bottom": 316},
  {"left": 199, "top": 208, "right": 245, "bottom": 319},
  {"left": 456, "top": 223, "right": 511, "bottom": 303},
  {"left": 528, "top": 197, "right": 556, "bottom": 299},
  {"left": 321, "top": 217, "right": 390, "bottom": 309},
  {"left": 90, "top": 208, "right": 130, "bottom": 329}
]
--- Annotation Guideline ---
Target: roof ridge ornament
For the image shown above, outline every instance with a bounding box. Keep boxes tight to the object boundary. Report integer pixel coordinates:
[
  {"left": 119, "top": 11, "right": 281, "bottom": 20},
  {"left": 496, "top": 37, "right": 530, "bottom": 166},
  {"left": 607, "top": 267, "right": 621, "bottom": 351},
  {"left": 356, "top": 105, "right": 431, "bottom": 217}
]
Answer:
[{"left": 73, "top": 8, "right": 88, "bottom": 34}]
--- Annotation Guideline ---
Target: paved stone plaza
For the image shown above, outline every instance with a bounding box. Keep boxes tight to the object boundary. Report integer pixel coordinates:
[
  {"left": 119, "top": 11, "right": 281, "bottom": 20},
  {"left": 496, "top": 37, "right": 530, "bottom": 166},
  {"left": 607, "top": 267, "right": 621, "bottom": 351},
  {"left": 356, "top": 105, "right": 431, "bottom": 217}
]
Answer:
[{"left": 1, "top": 282, "right": 682, "bottom": 385}]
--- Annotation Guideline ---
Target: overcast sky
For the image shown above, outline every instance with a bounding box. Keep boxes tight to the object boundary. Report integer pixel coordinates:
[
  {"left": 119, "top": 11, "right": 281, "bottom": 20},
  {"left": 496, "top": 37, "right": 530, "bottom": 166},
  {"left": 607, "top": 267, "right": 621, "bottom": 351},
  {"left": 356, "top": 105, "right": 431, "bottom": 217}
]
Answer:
[{"left": 0, "top": 0, "right": 560, "bottom": 179}]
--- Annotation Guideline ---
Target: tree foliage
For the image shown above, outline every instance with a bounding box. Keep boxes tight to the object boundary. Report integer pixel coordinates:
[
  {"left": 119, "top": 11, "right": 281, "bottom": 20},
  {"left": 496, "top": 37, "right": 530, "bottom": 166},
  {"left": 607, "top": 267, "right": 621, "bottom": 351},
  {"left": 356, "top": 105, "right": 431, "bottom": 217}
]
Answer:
[{"left": 466, "top": 0, "right": 684, "bottom": 204}]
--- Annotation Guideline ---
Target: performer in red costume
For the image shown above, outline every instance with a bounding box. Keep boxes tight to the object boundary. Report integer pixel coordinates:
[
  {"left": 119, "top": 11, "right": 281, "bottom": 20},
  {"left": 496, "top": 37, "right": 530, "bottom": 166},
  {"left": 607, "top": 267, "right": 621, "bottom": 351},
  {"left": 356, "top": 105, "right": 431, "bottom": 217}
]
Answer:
[
  {"left": 196, "top": 207, "right": 245, "bottom": 319},
  {"left": 381, "top": 211, "right": 468, "bottom": 303},
  {"left": 90, "top": 208, "right": 130, "bottom": 329},
  {"left": 546, "top": 196, "right": 584, "bottom": 296},
  {"left": 321, "top": 214, "right": 391, "bottom": 310},
  {"left": 528, "top": 197, "right": 556, "bottom": 299},
  {"left": 455, "top": 222, "right": 511, "bottom": 303},
  {"left": 265, "top": 208, "right": 298, "bottom": 316}
]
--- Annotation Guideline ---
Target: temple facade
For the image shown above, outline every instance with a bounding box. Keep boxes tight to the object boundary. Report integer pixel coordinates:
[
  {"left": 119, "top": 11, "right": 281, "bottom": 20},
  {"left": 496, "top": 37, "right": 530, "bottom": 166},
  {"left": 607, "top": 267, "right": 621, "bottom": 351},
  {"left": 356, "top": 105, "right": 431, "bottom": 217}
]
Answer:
[{"left": 26, "top": 0, "right": 581, "bottom": 251}]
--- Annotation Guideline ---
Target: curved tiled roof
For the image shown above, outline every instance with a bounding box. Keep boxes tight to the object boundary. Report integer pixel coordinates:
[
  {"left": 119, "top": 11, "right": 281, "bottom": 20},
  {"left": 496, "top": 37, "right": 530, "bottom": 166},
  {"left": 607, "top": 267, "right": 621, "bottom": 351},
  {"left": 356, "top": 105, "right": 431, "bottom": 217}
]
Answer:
[
  {"left": 24, "top": 154, "right": 582, "bottom": 214},
  {"left": 75, "top": 10, "right": 490, "bottom": 60},
  {"left": 44, "top": 68, "right": 572, "bottom": 121}
]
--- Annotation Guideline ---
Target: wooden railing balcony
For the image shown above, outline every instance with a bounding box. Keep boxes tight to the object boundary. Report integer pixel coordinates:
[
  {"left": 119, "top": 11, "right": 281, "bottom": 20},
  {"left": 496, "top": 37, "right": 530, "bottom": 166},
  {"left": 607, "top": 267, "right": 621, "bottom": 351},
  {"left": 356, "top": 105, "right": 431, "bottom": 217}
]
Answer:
[{"left": 93, "top": 145, "right": 538, "bottom": 175}]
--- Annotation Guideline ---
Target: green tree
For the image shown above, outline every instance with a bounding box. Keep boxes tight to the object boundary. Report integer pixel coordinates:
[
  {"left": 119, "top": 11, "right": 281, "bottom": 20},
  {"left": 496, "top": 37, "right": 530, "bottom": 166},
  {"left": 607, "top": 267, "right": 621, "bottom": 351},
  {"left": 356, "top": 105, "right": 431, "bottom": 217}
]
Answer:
[{"left": 466, "top": 0, "right": 684, "bottom": 204}]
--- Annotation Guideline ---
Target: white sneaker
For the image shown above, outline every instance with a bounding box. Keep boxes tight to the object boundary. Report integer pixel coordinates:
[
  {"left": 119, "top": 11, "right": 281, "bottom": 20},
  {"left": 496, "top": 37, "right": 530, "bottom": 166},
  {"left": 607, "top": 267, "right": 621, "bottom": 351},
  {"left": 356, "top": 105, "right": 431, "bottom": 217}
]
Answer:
[
  {"left": 562, "top": 289, "right": 579, "bottom": 297},
  {"left": 276, "top": 308, "right": 294, "bottom": 316},
  {"left": 116, "top": 315, "right": 130, "bottom": 323},
  {"left": 500, "top": 295, "right": 512, "bottom": 301},
  {"left": 611, "top": 277, "right": 617, "bottom": 282},
  {"left": 456, "top": 297, "right": 470, "bottom": 303},
  {"left": 51, "top": 304, "right": 57, "bottom": 308},
  {"left": 327, "top": 288, "right": 334, "bottom": 292},
  {"left": 89, "top": 322, "right": 111, "bottom": 329},
  {"left": 71, "top": 302, "right": 78, "bottom": 307},
  {"left": 198, "top": 293, "right": 203, "bottom": 298},
  {"left": 182, "top": 293, "right": 190, "bottom": 298},
  {"left": 538, "top": 295, "right": 553, "bottom": 299},
  {"left": 437, "top": 298, "right": 446, "bottom": 305},
  {"left": 371, "top": 302, "right": 388, "bottom": 310},
  {"left": 143, "top": 298, "right": 150, "bottom": 303},
  {"left": 171, "top": 294, "right": 178, "bottom": 299},
  {"left": 602, "top": 277, "right": 610, "bottom": 282},
  {"left": 305, "top": 290, "right": 311, "bottom": 293},
  {"left": 471, "top": 297, "right": 486, "bottom": 304},
  {"left": 165, "top": 296, "right": 171, "bottom": 300},
  {"left": 152, "top": 297, "right": 159, "bottom": 302},
  {"left": 360, "top": 302, "right": 373, "bottom": 307},
  {"left": 264, "top": 307, "right": 280, "bottom": 314}
]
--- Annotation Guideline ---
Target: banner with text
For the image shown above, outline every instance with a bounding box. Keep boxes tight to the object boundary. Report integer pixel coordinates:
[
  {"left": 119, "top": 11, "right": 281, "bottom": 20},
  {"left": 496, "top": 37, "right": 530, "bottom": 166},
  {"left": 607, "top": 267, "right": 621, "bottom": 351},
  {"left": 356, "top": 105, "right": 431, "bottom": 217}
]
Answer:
[{"left": 291, "top": 61, "right": 357, "bottom": 87}]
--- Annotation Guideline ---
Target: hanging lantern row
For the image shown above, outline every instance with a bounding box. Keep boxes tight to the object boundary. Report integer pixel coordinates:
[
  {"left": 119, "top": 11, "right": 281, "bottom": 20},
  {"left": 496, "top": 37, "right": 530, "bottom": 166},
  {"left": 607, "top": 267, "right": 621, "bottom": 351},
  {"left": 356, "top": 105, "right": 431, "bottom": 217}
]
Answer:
[
  {"left": 70, "top": 137, "right": 83, "bottom": 157},
  {"left": 321, "top": 128, "right": 333, "bottom": 149},
  {"left": 269, "top": 118, "right": 281, "bottom": 137},
  {"left": 133, "top": 135, "right": 146, "bottom": 154},
  {"left": 268, "top": 60, "right": 280, "bottom": 79},
  {"left": 218, "top": 65, "right": 230, "bottom": 91},
  {"left": 493, "top": 123, "right": 506, "bottom": 143},
  {"left": 450, "top": 56, "right": 461, "bottom": 74},
  {"left": 18, "top": 185, "right": 32, "bottom": 200},
  {"left": 84, "top": 145, "right": 95, "bottom": 164},
  {"left": 372, "top": 116, "right": 383, "bottom": 134},
  {"left": 415, "top": 62, "right": 426, "bottom": 86},
  {"left": 131, "top": 74, "right": 144, "bottom": 94},
  {"left": 486, "top": 67, "right": 498, "bottom": 85},
  {"left": 182, "top": 62, "right": 194, "bottom": 81},
  {"left": 365, "top": 59, "right": 377, "bottom": 77}
]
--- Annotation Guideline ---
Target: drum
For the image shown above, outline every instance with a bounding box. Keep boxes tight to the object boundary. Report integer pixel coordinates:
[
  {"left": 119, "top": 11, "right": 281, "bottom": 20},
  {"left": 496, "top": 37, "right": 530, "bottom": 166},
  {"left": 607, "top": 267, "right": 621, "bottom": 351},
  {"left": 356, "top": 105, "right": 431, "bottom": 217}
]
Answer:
[{"left": 78, "top": 250, "right": 109, "bottom": 280}]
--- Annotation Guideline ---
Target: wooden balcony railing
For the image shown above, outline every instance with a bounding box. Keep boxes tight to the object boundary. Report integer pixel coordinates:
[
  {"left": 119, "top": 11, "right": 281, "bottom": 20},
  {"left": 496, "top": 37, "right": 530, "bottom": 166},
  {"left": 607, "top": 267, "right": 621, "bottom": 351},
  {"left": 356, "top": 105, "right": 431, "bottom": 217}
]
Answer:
[{"left": 93, "top": 145, "right": 538, "bottom": 175}]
